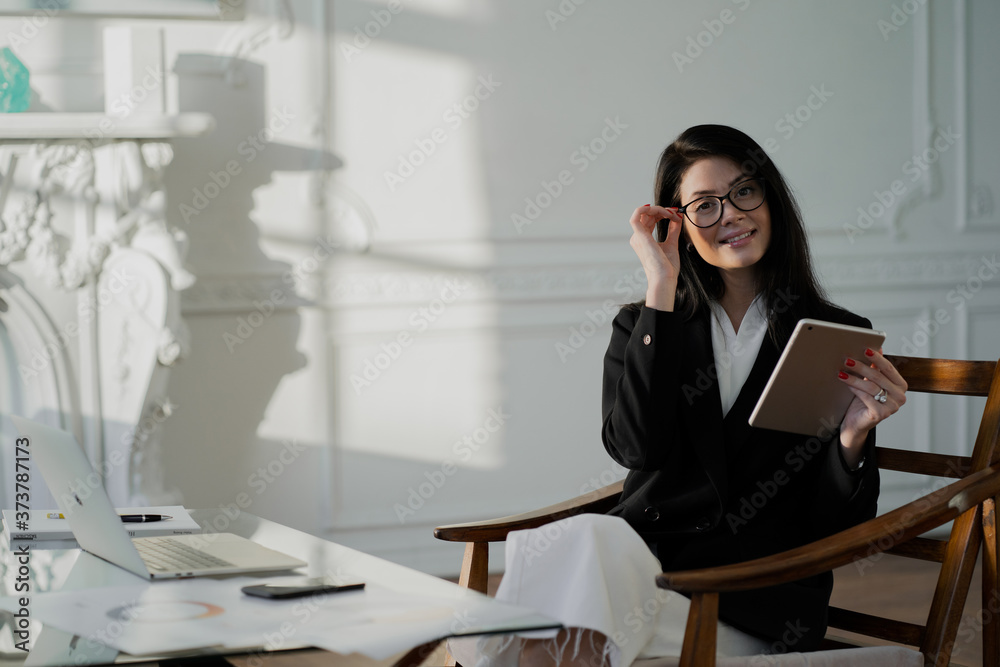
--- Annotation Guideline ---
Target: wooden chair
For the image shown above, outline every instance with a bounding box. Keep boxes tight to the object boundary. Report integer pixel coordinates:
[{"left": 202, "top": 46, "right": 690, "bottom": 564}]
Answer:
[{"left": 434, "top": 356, "right": 1000, "bottom": 666}]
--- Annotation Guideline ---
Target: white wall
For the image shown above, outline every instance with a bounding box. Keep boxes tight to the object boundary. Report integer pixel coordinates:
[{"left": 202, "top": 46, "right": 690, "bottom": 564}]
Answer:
[{"left": 2, "top": 0, "right": 998, "bottom": 576}]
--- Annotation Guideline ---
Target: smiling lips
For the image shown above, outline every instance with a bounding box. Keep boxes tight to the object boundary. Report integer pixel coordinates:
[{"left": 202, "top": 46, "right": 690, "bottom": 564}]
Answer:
[{"left": 721, "top": 229, "right": 755, "bottom": 246}]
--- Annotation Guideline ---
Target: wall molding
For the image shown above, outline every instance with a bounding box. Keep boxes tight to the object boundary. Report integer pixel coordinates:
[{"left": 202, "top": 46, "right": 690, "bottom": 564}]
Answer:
[
  {"left": 818, "top": 252, "right": 1000, "bottom": 290},
  {"left": 955, "top": 0, "right": 997, "bottom": 231},
  {"left": 182, "top": 250, "right": 1000, "bottom": 313},
  {"left": 888, "top": 0, "right": 936, "bottom": 239},
  {"left": 180, "top": 273, "right": 308, "bottom": 314},
  {"left": 955, "top": 0, "right": 969, "bottom": 231}
]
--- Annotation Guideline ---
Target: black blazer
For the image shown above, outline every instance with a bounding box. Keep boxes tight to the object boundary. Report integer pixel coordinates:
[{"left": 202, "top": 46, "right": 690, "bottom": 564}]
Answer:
[{"left": 601, "top": 304, "right": 880, "bottom": 649}]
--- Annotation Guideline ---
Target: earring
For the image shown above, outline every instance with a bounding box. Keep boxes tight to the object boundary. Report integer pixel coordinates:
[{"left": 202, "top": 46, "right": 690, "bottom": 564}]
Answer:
[{"left": 686, "top": 242, "right": 695, "bottom": 252}]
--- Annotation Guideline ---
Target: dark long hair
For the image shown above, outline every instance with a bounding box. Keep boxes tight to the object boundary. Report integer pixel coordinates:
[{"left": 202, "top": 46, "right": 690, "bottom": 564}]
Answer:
[{"left": 652, "top": 124, "right": 835, "bottom": 346}]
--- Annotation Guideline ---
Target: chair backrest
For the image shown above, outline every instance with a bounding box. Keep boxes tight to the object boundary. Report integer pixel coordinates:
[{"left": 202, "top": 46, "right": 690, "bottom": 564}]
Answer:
[{"left": 823, "top": 355, "right": 1000, "bottom": 666}]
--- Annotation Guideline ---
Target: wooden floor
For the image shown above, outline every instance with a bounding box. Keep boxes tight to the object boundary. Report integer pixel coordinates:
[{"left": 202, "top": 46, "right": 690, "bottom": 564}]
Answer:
[{"left": 430, "top": 553, "right": 989, "bottom": 667}]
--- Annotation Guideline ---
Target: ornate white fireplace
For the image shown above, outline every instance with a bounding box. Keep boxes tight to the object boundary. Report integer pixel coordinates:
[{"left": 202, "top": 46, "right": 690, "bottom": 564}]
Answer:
[{"left": 0, "top": 111, "right": 213, "bottom": 507}]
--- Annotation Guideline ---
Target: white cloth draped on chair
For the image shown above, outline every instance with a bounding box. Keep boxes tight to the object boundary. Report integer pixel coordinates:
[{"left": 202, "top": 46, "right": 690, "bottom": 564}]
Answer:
[{"left": 448, "top": 514, "right": 923, "bottom": 667}]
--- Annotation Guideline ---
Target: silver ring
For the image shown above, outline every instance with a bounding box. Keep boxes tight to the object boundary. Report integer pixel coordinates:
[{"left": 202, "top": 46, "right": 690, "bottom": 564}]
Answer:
[{"left": 874, "top": 388, "right": 887, "bottom": 404}]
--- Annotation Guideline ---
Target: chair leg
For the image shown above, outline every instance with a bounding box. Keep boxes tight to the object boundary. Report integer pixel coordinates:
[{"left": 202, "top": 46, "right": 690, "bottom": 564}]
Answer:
[
  {"left": 445, "top": 542, "right": 491, "bottom": 667},
  {"left": 458, "top": 541, "right": 490, "bottom": 594},
  {"left": 983, "top": 497, "right": 999, "bottom": 667},
  {"left": 923, "top": 505, "right": 983, "bottom": 666},
  {"left": 679, "top": 591, "right": 718, "bottom": 667}
]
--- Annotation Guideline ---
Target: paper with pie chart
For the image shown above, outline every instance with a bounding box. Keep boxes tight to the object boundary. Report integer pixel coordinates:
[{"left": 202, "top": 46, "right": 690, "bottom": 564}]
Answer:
[{"left": 0, "top": 576, "right": 555, "bottom": 659}]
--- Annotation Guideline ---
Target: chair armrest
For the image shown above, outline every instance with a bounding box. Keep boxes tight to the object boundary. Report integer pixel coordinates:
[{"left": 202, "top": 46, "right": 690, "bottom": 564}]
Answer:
[
  {"left": 434, "top": 480, "right": 624, "bottom": 543},
  {"left": 658, "top": 463, "right": 1000, "bottom": 594}
]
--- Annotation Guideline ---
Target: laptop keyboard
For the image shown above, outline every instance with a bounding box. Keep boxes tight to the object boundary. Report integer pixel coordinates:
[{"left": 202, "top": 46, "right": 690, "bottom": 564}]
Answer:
[{"left": 134, "top": 536, "right": 235, "bottom": 572}]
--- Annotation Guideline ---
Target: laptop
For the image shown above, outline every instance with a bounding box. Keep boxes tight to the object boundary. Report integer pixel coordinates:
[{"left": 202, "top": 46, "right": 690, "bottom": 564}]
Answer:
[{"left": 10, "top": 415, "right": 306, "bottom": 579}]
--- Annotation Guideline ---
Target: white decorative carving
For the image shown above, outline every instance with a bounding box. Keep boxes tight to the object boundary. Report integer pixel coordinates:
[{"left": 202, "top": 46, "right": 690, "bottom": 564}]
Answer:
[
  {"left": 0, "top": 132, "right": 196, "bottom": 505},
  {"left": 98, "top": 248, "right": 181, "bottom": 504},
  {"left": 0, "top": 141, "right": 193, "bottom": 294}
]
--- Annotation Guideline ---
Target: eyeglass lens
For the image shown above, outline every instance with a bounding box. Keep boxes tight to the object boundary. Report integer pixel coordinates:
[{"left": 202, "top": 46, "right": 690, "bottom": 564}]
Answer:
[{"left": 685, "top": 180, "right": 765, "bottom": 228}]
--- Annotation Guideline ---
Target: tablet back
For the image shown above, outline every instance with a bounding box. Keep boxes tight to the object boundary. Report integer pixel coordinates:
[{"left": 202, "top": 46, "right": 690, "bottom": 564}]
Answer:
[{"left": 749, "top": 319, "right": 886, "bottom": 436}]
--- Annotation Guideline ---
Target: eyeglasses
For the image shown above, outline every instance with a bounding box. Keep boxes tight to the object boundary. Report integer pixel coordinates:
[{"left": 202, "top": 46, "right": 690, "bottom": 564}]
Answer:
[{"left": 677, "top": 178, "right": 766, "bottom": 228}]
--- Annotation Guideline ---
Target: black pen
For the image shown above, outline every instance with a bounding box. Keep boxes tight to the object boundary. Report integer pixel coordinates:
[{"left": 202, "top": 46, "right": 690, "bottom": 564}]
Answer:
[
  {"left": 119, "top": 514, "right": 172, "bottom": 523},
  {"left": 46, "top": 512, "right": 173, "bottom": 522}
]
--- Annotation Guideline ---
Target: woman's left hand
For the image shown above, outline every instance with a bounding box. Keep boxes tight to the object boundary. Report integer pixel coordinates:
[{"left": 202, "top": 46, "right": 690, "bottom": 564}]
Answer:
[{"left": 837, "top": 348, "right": 908, "bottom": 464}]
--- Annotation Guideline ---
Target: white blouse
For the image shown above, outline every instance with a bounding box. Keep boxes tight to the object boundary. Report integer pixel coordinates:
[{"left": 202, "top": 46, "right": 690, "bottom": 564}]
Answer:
[{"left": 708, "top": 295, "right": 768, "bottom": 417}]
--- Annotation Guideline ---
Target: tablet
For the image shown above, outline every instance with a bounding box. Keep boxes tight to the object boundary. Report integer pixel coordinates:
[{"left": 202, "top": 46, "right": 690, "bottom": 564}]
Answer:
[{"left": 749, "top": 318, "right": 886, "bottom": 436}]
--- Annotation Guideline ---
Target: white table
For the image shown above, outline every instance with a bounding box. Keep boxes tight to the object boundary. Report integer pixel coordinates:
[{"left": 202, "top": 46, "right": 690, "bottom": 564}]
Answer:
[{"left": 1, "top": 509, "right": 557, "bottom": 666}]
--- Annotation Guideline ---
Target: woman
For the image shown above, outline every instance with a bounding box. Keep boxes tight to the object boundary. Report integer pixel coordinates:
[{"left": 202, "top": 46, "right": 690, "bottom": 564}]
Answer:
[{"left": 455, "top": 125, "right": 907, "bottom": 667}]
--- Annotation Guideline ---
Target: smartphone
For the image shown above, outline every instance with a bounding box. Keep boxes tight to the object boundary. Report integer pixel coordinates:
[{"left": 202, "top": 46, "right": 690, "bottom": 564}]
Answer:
[{"left": 241, "top": 576, "right": 365, "bottom": 599}]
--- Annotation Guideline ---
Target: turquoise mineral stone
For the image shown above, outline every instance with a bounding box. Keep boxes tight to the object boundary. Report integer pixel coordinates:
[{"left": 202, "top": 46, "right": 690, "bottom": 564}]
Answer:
[{"left": 0, "top": 47, "right": 30, "bottom": 113}]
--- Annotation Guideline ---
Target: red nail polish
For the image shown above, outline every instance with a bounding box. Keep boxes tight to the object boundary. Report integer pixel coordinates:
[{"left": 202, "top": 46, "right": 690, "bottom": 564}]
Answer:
[
  {"left": 865, "top": 348, "right": 875, "bottom": 357},
  {"left": 845, "top": 358, "right": 856, "bottom": 367},
  {"left": 644, "top": 204, "right": 650, "bottom": 207},
  {"left": 838, "top": 371, "right": 849, "bottom": 379}
]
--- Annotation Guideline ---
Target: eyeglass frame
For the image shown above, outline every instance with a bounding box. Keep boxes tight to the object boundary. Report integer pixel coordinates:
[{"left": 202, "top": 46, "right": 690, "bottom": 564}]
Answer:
[{"left": 676, "top": 178, "right": 767, "bottom": 228}]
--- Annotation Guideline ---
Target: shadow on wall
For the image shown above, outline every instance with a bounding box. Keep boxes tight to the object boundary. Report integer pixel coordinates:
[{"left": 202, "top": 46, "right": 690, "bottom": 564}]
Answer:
[{"left": 159, "top": 55, "right": 338, "bottom": 516}]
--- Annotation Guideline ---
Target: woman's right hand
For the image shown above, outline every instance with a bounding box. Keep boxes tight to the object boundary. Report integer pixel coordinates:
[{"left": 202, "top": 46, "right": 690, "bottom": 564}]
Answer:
[{"left": 629, "top": 205, "right": 684, "bottom": 311}]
